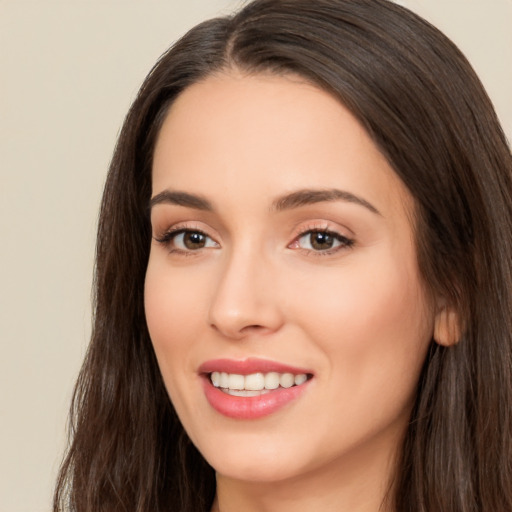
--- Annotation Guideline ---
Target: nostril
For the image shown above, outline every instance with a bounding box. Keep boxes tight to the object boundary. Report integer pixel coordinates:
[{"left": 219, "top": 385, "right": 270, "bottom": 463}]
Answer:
[
  {"left": 241, "top": 324, "right": 265, "bottom": 331},
  {"left": 238, "top": 324, "right": 276, "bottom": 337}
]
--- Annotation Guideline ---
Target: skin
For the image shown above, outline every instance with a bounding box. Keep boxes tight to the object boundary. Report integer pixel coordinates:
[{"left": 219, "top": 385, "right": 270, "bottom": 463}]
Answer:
[{"left": 145, "top": 71, "right": 446, "bottom": 512}]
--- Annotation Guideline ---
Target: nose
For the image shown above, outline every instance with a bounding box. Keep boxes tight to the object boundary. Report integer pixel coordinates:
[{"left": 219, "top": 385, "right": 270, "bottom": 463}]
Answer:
[{"left": 208, "top": 248, "right": 284, "bottom": 340}]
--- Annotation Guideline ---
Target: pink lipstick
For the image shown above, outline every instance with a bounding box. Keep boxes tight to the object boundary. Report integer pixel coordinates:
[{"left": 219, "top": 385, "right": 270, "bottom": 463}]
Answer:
[{"left": 199, "top": 358, "right": 313, "bottom": 420}]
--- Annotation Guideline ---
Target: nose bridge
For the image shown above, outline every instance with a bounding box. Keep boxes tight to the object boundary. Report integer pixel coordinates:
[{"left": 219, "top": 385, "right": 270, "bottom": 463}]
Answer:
[{"left": 208, "top": 241, "right": 282, "bottom": 339}]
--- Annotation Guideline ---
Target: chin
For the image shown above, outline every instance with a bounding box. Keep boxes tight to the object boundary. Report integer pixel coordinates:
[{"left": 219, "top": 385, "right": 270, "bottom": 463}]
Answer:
[
  {"left": 196, "top": 434, "right": 310, "bottom": 483},
  {"left": 210, "top": 456, "right": 305, "bottom": 483}
]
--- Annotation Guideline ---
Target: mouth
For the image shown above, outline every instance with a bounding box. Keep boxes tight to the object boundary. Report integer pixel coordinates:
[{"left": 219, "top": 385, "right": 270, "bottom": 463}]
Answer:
[
  {"left": 199, "top": 358, "right": 314, "bottom": 419},
  {"left": 209, "top": 371, "right": 310, "bottom": 397}
]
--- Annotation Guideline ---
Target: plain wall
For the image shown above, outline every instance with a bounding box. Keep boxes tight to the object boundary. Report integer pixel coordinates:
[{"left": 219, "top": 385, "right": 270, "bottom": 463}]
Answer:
[{"left": 1, "top": 1, "right": 510, "bottom": 511}]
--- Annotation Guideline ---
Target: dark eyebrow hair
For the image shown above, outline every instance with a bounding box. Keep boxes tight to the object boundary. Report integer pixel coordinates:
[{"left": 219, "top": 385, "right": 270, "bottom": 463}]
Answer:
[
  {"left": 149, "top": 190, "right": 213, "bottom": 211},
  {"left": 271, "top": 188, "right": 381, "bottom": 215},
  {"left": 149, "top": 188, "right": 380, "bottom": 216}
]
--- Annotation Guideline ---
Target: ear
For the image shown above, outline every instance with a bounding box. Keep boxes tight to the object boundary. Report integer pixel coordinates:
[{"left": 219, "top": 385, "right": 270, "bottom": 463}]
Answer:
[{"left": 433, "top": 303, "right": 461, "bottom": 347}]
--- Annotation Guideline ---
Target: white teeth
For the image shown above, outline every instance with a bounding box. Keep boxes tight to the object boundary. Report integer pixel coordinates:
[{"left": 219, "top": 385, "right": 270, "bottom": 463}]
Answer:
[
  {"left": 264, "top": 372, "right": 280, "bottom": 389},
  {"left": 210, "top": 371, "right": 309, "bottom": 392},
  {"left": 211, "top": 372, "right": 220, "bottom": 387},
  {"left": 226, "top": 389, "right": 270, "bottom": 397},
  {"left": 280, "top": 373, "right": 295, "bottom": 388},
  {"left": 245, "top": 372, "right": 265, "bottom": 390},
  {"left": 219, "top": 372, "right": 229, "bottom": 388},
  {"left": 294, "top": 374, "right": 307, "bottom": 386},
  {"left": 228, "top": 373, "right": 245, "bottom": 390}
]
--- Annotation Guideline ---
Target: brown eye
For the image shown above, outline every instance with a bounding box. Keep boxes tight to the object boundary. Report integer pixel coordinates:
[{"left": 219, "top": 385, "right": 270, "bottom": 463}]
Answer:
[
  {"left": 183, "top": 231, "right": 207, "bottom": 249},
  {"left": 309, "top": 231, "right": 335, "bottom": 250},
  {"left": 157, "top": 229, "right": 219, "bottom": 252},
  {"left": 295, "top": 230, "right": 353, "bottom": 253}
]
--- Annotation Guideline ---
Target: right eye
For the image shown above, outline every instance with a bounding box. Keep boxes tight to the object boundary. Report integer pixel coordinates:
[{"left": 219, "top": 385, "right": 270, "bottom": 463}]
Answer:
[{"left": 155, "top": 229, "right": 219, "bottom": 252}]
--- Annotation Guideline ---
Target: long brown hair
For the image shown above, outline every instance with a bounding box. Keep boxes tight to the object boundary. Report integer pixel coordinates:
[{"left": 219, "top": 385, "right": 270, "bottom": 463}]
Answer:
[{"left": 54, "top": 1, "right": 512, "bottom": 510}]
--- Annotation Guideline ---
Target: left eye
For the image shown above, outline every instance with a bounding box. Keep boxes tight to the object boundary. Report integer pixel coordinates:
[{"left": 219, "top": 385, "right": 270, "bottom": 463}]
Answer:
[
  {"left": 296, "top": 230, "right": 352, "bottom": 251},
  {"left": 172, "top": 230, "right": 218, "bottom": 251}
]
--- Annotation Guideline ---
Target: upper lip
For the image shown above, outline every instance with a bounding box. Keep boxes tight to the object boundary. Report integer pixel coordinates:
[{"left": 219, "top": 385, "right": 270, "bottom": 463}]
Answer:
[{"left": 198, "top": 357, "right": 313, "bottom": 376}]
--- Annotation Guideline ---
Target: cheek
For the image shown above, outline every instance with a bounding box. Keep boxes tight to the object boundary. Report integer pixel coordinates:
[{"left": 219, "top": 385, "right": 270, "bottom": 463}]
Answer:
[
  {"left": 144, "top": 258, "right": 206, "bottom": 385},
  {"left": 145, "top": 256, "right": 204, "bottom": 334},
  {"left": 289, "top": 252, "right": 433, "bottom": 394}
]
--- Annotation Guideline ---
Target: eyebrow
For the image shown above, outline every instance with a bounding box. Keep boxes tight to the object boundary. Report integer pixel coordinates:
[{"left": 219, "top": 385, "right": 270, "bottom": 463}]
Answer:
[
  {"left": 271, "top": 188, "right": 381, "bottom": 215},
  {"left": 149, "top": 188, "right": 380, "bottom": 215},
  {"left": 149, "top": 190, "right": 213, "bottom": 211}
]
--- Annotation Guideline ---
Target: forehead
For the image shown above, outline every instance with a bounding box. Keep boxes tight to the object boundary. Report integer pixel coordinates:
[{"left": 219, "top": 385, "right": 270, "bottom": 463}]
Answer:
[{"left": 151, "top": 71, "right": 413, "bottom": 219}]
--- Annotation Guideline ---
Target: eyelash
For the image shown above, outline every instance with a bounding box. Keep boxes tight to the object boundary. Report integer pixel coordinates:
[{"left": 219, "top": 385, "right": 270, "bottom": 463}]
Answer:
[
  {"left": 154, "top": 224, "right": 354, "bottom": 256},
  {"left": 289, "top": 225, "right": 355, "bottom": 256},
  {"left": 154, "top": 225, "right": 217, "bottom": 256}
]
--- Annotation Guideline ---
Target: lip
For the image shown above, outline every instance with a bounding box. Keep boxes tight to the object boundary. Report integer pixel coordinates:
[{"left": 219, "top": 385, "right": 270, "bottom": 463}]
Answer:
[
  {"left": 199, "top": 358, "right": 313, "bottom": 420},
  {"left": 198, "top": 357, "right": 312, "bottom": 375}
]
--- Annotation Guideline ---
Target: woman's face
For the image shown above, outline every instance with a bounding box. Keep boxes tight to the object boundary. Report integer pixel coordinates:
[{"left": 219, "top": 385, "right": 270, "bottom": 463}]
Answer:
[{"left": 145, "top": 72, "right": 436, "bottom": 485}]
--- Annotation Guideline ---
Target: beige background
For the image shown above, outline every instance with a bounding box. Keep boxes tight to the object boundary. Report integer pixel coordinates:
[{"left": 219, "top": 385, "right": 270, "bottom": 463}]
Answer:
[{"left": 1, "top": 1, "right": 510, "bottom": 511}]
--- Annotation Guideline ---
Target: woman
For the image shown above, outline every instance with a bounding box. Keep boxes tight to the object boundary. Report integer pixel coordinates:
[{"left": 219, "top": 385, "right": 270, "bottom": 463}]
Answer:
[{"left": 54, "top": 0, "right": 512, "bottom": 511}]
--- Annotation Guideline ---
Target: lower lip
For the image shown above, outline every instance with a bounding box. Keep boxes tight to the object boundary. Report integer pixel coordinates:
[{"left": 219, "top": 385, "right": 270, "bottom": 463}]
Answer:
[{"left": 202, "top": 377, "right": 311, "bottom": 420}]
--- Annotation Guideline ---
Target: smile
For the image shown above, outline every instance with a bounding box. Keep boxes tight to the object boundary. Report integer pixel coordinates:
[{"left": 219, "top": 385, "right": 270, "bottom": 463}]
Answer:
[
  {"left": 199, "top": 358, "right": 313, "bottom": 419},
  {"left": 210, "top": 371, "right": 308, "bottom": 396}
]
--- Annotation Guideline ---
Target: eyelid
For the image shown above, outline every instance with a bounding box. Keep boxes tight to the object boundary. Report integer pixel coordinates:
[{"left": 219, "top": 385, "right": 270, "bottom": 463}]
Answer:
[
  {"left": 152, "top": 220, "right": 354, "bottom": 255},
  {"left": 153, "top": 222, "right": 220, "bottom": 251},
  {"left": 153, "top": 219, "right": 214, "bottom": 238},
  {"left": 290, "top": 220, "right": 352, "bottom": 240},
  {"left": 288, "top": 221, "right": 355, "bottom": 255},
  {"left": 154, "top": 226, "right": 208, "bottom": 243}
]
